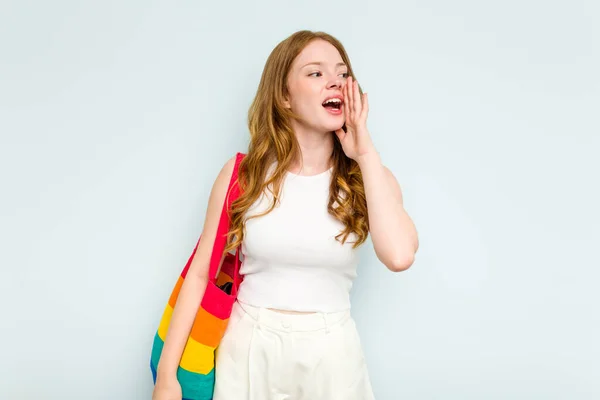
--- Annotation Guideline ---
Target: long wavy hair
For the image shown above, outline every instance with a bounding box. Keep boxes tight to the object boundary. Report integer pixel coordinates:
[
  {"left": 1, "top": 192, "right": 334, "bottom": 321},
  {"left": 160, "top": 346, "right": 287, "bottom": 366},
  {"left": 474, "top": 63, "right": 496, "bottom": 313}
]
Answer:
[{"left": 224, "top": 30, "right": 369, "bottom": 254}]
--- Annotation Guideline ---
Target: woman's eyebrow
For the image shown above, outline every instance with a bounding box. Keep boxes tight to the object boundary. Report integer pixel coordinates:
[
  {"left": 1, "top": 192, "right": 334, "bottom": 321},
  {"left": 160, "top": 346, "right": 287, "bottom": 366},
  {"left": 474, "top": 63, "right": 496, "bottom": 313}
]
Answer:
[{"left": 301, "top": 61, "right": 347, "bottom": 69}]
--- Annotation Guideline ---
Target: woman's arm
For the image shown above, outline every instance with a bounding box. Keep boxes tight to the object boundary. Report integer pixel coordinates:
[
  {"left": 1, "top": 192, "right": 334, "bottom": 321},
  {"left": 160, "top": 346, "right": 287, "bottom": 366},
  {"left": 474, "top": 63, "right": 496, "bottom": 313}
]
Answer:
[
  {"left": 155, "top": 156, "right": 236, "bottom": 382},
  {"left": 358, "top": 152, "right": 419, "bottom": 272},
  {"left": 334, "top": 78, "right": 418, "bottom": 272}
]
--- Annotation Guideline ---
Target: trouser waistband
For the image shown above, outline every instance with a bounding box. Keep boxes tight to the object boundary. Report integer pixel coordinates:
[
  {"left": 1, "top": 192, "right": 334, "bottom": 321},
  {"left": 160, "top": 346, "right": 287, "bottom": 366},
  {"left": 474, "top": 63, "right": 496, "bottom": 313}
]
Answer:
[{"left": 236, "top": 300, "right": 351, "bottom": 333}]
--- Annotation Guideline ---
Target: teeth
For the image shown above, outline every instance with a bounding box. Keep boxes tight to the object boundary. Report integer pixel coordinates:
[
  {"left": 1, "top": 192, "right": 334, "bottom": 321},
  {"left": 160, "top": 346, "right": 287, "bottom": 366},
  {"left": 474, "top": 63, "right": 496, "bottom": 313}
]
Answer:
[{"left": 323, "top": 98, "right": 342, "bottom": 105}]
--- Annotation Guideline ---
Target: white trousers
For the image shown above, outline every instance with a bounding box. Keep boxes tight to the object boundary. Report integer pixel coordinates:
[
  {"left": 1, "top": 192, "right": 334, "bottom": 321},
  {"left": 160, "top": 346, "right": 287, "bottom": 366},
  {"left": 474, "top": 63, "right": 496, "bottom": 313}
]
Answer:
[{"left": 213, "top": 300, "right": 375, "bottom": 400}]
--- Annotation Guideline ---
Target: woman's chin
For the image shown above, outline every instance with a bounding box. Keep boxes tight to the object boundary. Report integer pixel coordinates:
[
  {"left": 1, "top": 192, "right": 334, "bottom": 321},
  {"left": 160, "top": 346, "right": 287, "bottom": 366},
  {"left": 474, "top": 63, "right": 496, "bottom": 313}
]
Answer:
[{"left": 323, "top": 119, "right": 345, "bottom": 133}]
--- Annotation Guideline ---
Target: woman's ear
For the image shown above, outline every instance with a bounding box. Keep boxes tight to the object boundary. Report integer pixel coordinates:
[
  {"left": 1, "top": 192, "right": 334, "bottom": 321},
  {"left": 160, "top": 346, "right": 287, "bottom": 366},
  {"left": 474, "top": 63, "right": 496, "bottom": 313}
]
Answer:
[{"left": 282, "top": 85, "right": 292, "bottom": 109}]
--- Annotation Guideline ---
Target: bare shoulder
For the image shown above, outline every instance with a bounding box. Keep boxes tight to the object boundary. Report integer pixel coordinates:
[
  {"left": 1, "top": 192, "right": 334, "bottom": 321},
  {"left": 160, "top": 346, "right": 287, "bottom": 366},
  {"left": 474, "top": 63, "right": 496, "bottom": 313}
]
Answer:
[
  {"left": 209, "top": 155, "right": 237, "bottom": 206},
  {"left": 187, "top": 155, "right": 238, "bottom": 279},
  {"left": 215, "top": 156, "right": 237, "bottom": 187}
]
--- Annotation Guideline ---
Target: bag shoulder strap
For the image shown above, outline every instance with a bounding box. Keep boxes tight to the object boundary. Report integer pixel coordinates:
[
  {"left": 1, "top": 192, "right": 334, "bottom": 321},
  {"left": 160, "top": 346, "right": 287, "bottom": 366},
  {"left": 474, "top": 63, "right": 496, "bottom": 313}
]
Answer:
[{"left": 208, "top": 152, "right": 246, "bottom": 281}]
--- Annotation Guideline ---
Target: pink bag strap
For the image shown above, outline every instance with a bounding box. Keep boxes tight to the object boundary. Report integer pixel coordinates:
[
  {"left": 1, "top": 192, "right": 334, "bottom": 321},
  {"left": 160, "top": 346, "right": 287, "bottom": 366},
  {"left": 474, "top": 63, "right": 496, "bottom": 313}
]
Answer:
[{"left": 208, "top": 152, "right": 245, "bottom": 282}]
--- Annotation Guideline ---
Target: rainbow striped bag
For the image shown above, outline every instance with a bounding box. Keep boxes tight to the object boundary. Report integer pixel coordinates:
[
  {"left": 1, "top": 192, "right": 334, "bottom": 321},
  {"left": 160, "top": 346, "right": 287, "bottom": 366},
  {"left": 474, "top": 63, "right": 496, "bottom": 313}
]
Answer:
[{"left": 150, "top": 152, "right": 245, "bottom": 400}]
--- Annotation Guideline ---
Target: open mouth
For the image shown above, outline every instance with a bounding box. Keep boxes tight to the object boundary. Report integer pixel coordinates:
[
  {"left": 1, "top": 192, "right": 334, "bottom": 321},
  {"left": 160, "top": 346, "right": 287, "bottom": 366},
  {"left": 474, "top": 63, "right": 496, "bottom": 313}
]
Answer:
[{"left": 322, "top": 98, "right": 343, "bottom": 111}]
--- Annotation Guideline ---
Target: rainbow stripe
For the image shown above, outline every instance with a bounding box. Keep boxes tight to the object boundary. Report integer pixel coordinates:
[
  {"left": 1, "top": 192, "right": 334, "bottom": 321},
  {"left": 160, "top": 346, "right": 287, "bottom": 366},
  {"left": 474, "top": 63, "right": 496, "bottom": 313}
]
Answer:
[{"left": 150, "top": 252, "right": 238, "bottom": 399}]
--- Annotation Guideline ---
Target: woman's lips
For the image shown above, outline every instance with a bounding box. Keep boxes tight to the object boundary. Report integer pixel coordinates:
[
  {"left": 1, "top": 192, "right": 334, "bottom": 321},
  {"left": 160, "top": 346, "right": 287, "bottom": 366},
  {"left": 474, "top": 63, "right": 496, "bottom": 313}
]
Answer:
[{"left": 323, "top": 106, "right": 343, "bottom": 115}]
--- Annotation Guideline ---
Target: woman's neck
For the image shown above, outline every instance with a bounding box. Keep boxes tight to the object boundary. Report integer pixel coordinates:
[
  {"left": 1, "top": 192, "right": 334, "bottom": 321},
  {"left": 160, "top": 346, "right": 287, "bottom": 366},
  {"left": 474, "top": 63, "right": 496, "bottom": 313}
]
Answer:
[{"left": 290, "top": 126, "right": 334, "bottom": 176}]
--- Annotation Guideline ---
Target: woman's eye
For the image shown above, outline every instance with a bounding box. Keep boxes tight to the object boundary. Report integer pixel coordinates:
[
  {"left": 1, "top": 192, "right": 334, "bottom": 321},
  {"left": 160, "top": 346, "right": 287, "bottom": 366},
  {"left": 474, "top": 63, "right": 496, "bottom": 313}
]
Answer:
[{"left": 308, "top": 71, "right": 348, "bottom": 78}]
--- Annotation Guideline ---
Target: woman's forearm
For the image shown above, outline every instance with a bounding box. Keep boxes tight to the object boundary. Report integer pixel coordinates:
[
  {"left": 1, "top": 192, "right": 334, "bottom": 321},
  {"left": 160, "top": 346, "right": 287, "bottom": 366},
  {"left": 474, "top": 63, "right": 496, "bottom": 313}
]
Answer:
[
  {"left": 358, "top": 152, "right": 419, "bottom": 271},
  {"left": 156, "top": 274, "right": 209, "bottom": 380}
]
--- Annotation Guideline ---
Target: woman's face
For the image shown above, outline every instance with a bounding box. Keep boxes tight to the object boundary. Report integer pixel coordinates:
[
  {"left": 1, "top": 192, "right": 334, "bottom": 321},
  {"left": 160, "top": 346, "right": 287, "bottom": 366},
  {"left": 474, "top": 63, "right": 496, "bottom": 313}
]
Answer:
[{"left": 284, "top": 39, "right": 349, "bottom": 134}]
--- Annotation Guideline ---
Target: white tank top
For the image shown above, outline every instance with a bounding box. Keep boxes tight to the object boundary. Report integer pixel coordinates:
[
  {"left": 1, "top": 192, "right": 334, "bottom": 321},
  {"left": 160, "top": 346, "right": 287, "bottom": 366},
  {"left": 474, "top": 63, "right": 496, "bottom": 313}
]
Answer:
[{"left": 236, "top": 164, "right": 360, "bottom": 312}]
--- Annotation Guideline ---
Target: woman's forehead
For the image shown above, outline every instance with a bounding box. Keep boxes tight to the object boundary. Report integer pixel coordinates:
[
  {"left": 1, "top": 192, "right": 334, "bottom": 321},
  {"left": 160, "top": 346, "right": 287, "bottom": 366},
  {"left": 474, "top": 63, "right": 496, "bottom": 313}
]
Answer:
[{"left": 293, "top": 40, "right": 344, "bottom": 69}]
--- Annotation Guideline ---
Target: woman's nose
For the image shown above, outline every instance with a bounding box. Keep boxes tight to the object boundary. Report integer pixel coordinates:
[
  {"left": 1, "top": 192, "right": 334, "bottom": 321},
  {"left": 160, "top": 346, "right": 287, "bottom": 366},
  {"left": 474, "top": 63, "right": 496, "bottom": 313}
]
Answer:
[{"left": 328, "top": 78, "right": 343, "bottom": 89}]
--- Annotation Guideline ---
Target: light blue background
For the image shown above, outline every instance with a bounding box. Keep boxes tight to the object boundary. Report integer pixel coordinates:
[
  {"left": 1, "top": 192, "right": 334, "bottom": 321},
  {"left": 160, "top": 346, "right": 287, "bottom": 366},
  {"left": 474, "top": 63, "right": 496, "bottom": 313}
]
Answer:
[{"left": 1, "top": 1, "right": 598, "bottom": 399}]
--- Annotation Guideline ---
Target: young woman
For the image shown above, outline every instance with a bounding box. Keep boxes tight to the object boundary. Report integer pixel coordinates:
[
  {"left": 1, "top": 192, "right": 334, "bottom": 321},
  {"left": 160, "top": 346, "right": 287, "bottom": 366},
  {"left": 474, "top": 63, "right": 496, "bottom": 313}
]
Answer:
[{"left": 153, "top": 30, "right": 419, "bottom": 400}]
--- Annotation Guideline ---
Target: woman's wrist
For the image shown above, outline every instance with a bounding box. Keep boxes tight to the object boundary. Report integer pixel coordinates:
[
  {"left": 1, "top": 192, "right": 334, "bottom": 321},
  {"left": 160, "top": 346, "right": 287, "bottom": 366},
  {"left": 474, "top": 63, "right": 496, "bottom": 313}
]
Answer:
[{"left": 156, "top": 363, "right": 178, "bottom": 382}]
